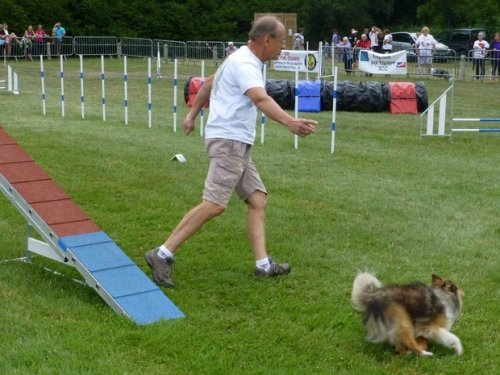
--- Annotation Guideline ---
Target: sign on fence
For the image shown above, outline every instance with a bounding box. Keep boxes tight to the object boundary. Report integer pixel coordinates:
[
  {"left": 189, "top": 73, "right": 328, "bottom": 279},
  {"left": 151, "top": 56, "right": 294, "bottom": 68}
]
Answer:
[
  {"left": 358, "top": 50, "right": 407, "bottom": 75},
  {"left": 273, "top": 50, "right": 320, "bottom": 73}
]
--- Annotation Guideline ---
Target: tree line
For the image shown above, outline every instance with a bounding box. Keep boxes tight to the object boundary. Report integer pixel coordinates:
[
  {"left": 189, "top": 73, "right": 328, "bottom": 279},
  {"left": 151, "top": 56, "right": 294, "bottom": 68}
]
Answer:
[{"left": 1, "top": 0, "right": 498, "bottom": 46}]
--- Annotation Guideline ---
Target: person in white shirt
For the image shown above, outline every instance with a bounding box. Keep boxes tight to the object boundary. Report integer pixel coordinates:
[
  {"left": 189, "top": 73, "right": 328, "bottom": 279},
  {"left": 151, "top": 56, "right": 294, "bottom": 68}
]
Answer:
[
  {"left": 145, "top": 16, "right": 318, "bottom": 288},
  {"left": 415, "top": 26, "right": 438, "bottom": 77},
  {"left": 293, "top": 28, "right": 305, "bottom": 50},
  {"left": 382, "top": 29, "right": 392, "bottom": 53},
  {"left": 473, "top": 32, "right": 490, "bottom": 80}
]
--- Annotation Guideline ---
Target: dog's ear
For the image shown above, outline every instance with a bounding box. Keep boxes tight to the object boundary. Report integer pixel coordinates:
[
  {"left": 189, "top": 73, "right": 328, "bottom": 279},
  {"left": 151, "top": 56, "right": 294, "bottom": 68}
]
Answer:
[
  {"left": 432, "top": 274, "right": 443, "bottom": 286},
  {"left": 444, "top": 281, "right": 458, "bottom": 293}
]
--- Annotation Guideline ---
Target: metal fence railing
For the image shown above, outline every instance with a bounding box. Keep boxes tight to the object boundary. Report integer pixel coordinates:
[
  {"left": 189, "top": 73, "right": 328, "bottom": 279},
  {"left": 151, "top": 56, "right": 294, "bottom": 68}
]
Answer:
[
  {"left": 74, "top": 36, "right": 119, "bottom": 56},
  {"left": 120, "top": 37, "right": 153, "bottom": 58},
  {"left": 1, "top": 36, "right": 498, "bottom": 81},
  {"left": 153, "top": 40, "right": 187, "bottom": 60}
]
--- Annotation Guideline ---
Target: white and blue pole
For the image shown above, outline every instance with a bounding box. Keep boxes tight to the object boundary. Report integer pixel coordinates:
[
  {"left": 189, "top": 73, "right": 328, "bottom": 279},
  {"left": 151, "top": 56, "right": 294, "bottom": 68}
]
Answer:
[
  {"left": 331, "top": 66, "right": 338, "bottom": 154},
  {"left": 200, "top": 60, "right": 205, "bottom": 137},
  {"left": 101, "top": 55, "right": 106, "bottom": 122},
  {"left": 40, "top": 55, "right": 46, "bottom": 115},
  {"left": 60, "top": 55, "right": 65, "bottom": 117},
  {"left": 123, "top": 56, "right": 128, "bottom": 125},
  {"left": 260, "top": 64, "right": 267, "bottom": 144},
  {"left": 173, "top": 58, "right": 178, "bottom": 132},
  {"left": 148, "top": 57, "right": 152, "bottom": 128},
  {"left": 79, "top": 55, "right": 85, "bottom": 119},
  {"left": 294, "top": 68, "right": 299, "bottom": 149}
]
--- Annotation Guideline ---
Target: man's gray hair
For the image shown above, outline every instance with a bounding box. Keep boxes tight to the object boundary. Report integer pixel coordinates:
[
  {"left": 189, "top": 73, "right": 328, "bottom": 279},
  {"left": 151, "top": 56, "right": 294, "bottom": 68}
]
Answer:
[{"left": 248, "top": 15, "right": 282, "bottom": 41}]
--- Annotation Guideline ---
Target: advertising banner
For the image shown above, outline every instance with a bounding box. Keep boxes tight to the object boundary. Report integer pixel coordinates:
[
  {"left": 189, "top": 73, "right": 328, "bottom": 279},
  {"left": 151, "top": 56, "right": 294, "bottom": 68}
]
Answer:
[
  {"left": 358, "top": 50, "right": 407, "bottom": 75},
  {"left": 273, "top": 50, "right": 320, "bottom": 73}
]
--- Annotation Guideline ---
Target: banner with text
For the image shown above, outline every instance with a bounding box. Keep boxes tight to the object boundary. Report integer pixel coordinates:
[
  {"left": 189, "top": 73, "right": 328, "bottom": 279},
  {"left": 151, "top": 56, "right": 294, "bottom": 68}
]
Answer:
[
  {"left": 273, "top": 50, "right": 320, "bottom": 73},
  {"left": 358, "top": 50, "right": 407, "bottom": 75}
]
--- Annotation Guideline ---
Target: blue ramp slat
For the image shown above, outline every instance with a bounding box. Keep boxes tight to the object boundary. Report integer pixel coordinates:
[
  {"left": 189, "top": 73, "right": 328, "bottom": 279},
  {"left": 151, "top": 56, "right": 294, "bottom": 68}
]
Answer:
[
  {"left": 58, "top": 231, "right": 184, "bottom": 324},
  {"left": 58, "top": 231, "right": 112, "bottom": 251},
  {"left": 116, "top": 290, "right": 184, "bottom": 324},
  {"left": 70, "top": 242, "right": 135, "bottom": 272},
  {"left": 92, "top": 264, "right": 159, "bottom": 298}
]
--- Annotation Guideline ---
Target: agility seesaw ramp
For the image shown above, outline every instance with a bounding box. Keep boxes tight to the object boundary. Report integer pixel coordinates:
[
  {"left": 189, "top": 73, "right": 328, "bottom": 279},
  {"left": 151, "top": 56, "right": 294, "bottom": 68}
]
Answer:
[{"left": 0, "top": 128, "right": 183, "bottom": 325}]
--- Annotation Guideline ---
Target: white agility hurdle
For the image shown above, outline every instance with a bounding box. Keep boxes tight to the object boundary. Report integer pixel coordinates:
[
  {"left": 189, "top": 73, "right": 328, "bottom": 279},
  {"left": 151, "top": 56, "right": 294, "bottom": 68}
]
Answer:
[
  {"left": 1, "top": 65, "right": 20, "bottom": 95},
  {"left": 420, "top": 78, "right": 500, "bottom": 139}
]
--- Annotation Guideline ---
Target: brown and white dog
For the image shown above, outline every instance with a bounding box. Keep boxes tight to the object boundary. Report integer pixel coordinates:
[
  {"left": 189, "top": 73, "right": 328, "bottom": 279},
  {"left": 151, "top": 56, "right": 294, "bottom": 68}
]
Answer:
[{"left": 351, "top": 272, "right": 464, "bottom": 356}]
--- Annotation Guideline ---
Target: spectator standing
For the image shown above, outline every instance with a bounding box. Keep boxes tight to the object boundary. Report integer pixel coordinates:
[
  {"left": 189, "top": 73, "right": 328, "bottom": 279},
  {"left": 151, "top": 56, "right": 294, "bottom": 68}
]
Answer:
[
  {"left": 348, "top": 29, "right": 358, "bottom": 47},
  {"left": 355, "top": 33, "right": 371, "bottom": 50},
  {"left": 22, "top": 25, "right": 35, "bottom": 60},
  {"left": 52, "top": 22, "right": 66, "bottom": 56},
  {"left": 0, "top": 23, "right": 18, "bottom": 59},
  {"left": 338, "top": 36, "right": 354, "bottom": 75},
  {"left": 225, "top": 42, "right": 237, "bottom": 58},
  {"left": 144, "top": 16, "right": 317, "bottom": 288},
  {"left": 332, "top": 29, "right": 340, "bottom": 61},
  {"left": 489, "top": 32, "right": 500, "bottom": 81},
  {"left": 356, "top": 33, "right": 372, "bottom": 77},
  {"left": 34, "top": 24, "right": 47, "bottom": 56},
  {"left": 323, "top": 37, "right": 331, "bottom": 58},
  {"left": 415, "top": 26, "right": 438, "bottom": 77},
  {"left": 369, "top": 26, "right": 380, "bottom": 51},
  {"left": 293, "top": 28, "right": 305, "bottom": 50},
  {"left": 332, "top": 29, "right": 340, "bottom": 46},
  {"left": 382, "top": 29, "right": 392, "bottom": 53},
  {"left": 473, "top": 32, "right": 489, "bottom": 80}
]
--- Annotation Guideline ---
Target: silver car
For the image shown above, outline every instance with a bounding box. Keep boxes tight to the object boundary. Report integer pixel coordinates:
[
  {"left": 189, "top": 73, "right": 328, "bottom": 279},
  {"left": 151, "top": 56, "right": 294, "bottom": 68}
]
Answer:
[{"left": 391, "top": 32, "right": 451, "bottom": 62}]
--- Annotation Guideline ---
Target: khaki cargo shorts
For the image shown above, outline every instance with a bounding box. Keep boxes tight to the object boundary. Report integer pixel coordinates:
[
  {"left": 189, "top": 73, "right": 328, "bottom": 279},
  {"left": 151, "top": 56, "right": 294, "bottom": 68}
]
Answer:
[{"left": 203, "top": 138, "right": 266, "bottom": 208}]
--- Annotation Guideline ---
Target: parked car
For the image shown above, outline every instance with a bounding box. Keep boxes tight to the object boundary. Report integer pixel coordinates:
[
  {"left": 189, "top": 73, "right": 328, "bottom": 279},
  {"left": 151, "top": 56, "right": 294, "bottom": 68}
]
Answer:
[
  {"left": 435, "top": 28, "right": 489, "bottom": 57},
  {"left": 391, "top": 31, "right": 451, "bottom": 62}
]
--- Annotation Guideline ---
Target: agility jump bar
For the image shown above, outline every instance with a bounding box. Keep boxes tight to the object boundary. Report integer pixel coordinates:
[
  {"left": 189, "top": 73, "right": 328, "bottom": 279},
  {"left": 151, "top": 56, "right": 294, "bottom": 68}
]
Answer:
[{"left": 452, "top": 118, "right": 500, "bottom": 133}]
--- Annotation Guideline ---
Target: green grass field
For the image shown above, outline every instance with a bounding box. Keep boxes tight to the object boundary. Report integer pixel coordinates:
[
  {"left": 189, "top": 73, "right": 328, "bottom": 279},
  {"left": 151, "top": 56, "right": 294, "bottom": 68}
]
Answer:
[{"left": 0, "top": 57, "right": 499, "bottom": 374}]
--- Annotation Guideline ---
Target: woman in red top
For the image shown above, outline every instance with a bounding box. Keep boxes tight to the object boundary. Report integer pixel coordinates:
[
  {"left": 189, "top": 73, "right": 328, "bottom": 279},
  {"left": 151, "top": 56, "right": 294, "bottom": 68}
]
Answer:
[
  {"left": 355, "top": 33, "right": 371, "bottom": 49},
  {"left": 355, "top": 34, "right": 372, "bottom": 76},
  {"left": 34, "top": 24, "right": 47, "bottom": 57}
]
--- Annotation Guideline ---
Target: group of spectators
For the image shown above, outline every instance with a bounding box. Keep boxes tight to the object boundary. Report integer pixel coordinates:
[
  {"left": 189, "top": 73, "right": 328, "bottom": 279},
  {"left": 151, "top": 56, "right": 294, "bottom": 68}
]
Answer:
[
  {"left": 326, "top": 26, "right": 500, "bottom": 80},
  {"left": 328, "top": 26, "right": 394, "bottom": 75},
  {"left": 473, "top": 31, "right": 500, "bottom": 80},
  {"left": 0, "top": 22, "right": 66, "bottom": 60}
]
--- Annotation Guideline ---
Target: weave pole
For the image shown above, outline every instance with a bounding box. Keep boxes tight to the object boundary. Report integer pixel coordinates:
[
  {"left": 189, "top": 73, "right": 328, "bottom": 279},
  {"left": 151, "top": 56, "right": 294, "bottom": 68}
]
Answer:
[
  {"left": 294, "top": 68, "right": 299, "bottom": 149},
  {"left": 260, "top": 64, "right": 267, "bottom": 144},
  {"left": 156, "top": 43, "right": 162, "bottom": 79},
  {"left": 39, "top": 56, "right": 46, "bottom": 115},
  {"left": 101, "top": 55, "right": 106, "bottom": 122},
  {"left": 173, "top": 58, "right": 178, "bottom": 132},
  {"left": 199, "top": 60, "right": 205, "bottom": 137},
  {"left": 123, "top": 56, "right": 128, "bottom": 125},
  {"left": 148, "top": 57, "right": 152, "bottom": 128},
  {"left": 330, "top": 66, "right": 338, "bottom": 154},
  {"left": 79, "top": 55, "right": 85, "bottom": 119},
  {"left": 60, "top": 55, "right": 65, "bottom": 117}
]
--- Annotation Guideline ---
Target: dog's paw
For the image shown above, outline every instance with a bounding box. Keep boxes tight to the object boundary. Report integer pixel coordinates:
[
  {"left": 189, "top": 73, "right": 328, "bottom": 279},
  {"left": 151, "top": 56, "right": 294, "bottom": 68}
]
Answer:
[
  {"left": 420, "top": 350, "right": 434, "bottom": 357},
  {"left": 454, "top": 342, "right": 464, "bottom": 355}
]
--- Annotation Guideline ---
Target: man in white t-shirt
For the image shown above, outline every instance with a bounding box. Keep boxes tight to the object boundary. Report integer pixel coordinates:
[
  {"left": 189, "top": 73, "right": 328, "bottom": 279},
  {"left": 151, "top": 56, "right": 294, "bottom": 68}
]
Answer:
[
  {"left": 415, "top": 26, "right": 438, "bottom": 77},
  {"left": 145, "top": 16, "right": 318, "bottom": 287}
]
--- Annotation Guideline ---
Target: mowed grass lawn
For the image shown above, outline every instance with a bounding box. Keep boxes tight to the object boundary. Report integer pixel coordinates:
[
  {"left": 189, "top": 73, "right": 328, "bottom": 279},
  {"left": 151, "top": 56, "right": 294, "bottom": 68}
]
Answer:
[{"left": 0, "top": 57, "right": 499, "bottom": 374}]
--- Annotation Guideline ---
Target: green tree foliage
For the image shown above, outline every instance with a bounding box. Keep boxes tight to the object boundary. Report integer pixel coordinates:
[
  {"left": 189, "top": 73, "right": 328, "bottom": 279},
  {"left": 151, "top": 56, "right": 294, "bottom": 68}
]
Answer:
[
  {"left": 0, "top": 0, "right": 497, "bottom": 42},
  {"left": 417, "top": 0, "right": 499, "bottom": 33}
]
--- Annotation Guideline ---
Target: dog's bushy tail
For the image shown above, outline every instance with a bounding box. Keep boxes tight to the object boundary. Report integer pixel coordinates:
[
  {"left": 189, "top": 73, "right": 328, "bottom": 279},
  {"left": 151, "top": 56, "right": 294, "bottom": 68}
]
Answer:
[{"left": 351, "top": 272, "right": 384, "bottom": 312}]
